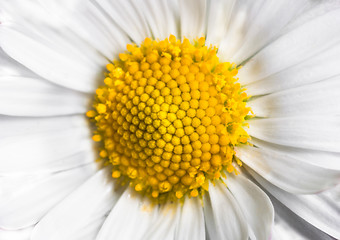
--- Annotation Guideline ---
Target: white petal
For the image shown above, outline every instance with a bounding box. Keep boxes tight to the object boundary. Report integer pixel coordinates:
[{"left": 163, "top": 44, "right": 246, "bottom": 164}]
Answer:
[
  {"left": 226, "top": 174, "right": 274, "bottom": 240},
  {"left": 0, "top": 150, "right": 94, "bottom": 176},
  {"left": 236, "top": 0, "right": 315, "bottom": 63},
  {"left": 282, "top": 1, "right": 340, "bottom": 35},
  {"left": 217, "top": 0, "right": 264, "bottom": 61},
  {"left": 1, "top": 1, "right": 106, "bottom": 68},
  {"left": 248, "top": 76, "right": 340, "bottom": 117},
  {"left": 179, "top": 0, "right": 207, "bottom": 39},
  {"left": 323, "top": 184, "right": 340, "bottom": 203},
  {"left": 0, "top": 164, "right": 97, "bottom": 229},
  {"left": 0, "top": 0, "right": 65, "bottom": 25},
  {"left": 238, "top": 8, "right": 340, "bottom": 84},
  {"left": 250, "top": 138, "right": 340, "bottom": 171},
  {"left": 272, "top": 196, "right": 334, "bottom": 240},
  {"left": 38, "top": 0, "right": 128, "bottom": 60},
  {"left": 0, "top": 227, "right": 33, "bottom": 240},
  {"left": 246, "top": 44, "right": 340, "bottom": 96},
  {"left": 204, "top": 182, "right": 248, "bottom": 240},
  {"left": 94, "top": 0, "right": 151, "bottom": 44},
  {"left": 0, "top": 77, "right": 89, "bottom": 116},
  {"left": 0, "top": 115, "right": 94, "bottom": 175},
  {"left": 219, "top": 0, "right": 313, "bottom": 63},
  {"left": 247, "top": 116, "right": 340, "bottom": 152},
  {"left": 0, "top": 22, "right": 102, "bottom": 93},
  {"left": 175, "top": 197, "right": 205, "bottom": 240},
  {"left": 142, "top": 202, "right": 180, "bottom": 240},
  {"left": 205, "top": 0, "right": 236, "bottom": 47},
  {"left": 31, "top": 168, "right": 122, "bottom": 240},
  {"left": 249, "top": 170, "right": 340, "bottom": 239},
  {"left": 0, "top": 48, "right": 38, "bottom": 78},
  {"left": 96, "top": 188, "right": 157, "bottom": 240},
  {"left": 0, "top": 114, "right": 85, "bottom": 138},
  {"left": 136, "top": 0, "right": 179, "bottom": 39},
  {"left": 70, "top": 216, "right": 107, "bottom": 240},
  {"left": 236, "top": 144, "right": 340, "bottom": 194}
]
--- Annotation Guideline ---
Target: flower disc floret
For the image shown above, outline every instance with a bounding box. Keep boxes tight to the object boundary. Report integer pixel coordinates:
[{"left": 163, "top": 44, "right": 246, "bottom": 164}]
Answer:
[{"left": 87, "top": 35, "right": 251, "bottom": 202}]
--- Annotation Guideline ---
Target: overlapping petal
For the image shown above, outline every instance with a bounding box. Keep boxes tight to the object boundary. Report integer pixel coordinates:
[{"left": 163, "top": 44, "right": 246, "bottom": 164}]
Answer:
[
  {"left": 204, "top": 182, "right": 248, "bottom": 240},
  {"left": 248, "top": 76, "right": 340, "bottom": 117},
  {"left": 249, "top": 170, "right": 340, "bottom": 239},
  {"left": 0, "top": 164, "right": 97, "bottom": 229},
  {"left": 238, "top": 8, "right": 340, "bottom": 84},
  {"left": 0, "top": 115, "right": 94, "bottom": 175},
  {"left": 247, "top": 116, "right": 340, "bottom": 152},
  {"left": 175, "top": 197, "right": 205, "bottom": 240},
  {"left": 95, "top": 189, "right": 158, "bottom": 240},
  {"left": 31, "top": 169, "right": 122, "bottom": 240},
  {"left": 0, "top": 22, "right": 103, "bottom": 92}
]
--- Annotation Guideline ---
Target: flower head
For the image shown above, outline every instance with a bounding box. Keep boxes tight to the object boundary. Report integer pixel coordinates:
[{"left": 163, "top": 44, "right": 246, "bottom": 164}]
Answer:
[{"left": 87, "top": 35, "right": 251, "bottom": 202}]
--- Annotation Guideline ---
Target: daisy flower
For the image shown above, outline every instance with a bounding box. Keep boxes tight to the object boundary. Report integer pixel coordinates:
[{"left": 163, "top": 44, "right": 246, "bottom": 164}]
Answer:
[{"left": 0, "top": 0, "right": 340, "bottom": 239}]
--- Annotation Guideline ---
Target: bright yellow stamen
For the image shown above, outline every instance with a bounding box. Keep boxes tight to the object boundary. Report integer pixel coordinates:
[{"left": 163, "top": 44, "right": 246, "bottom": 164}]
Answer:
[{"left": 87, "top": 35, "right": 251, "bottom": 202}]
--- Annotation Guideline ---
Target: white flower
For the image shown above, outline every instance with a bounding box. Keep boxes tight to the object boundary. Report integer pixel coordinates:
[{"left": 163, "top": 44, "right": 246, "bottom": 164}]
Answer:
[{"left": 0, "top": 0, "right": 340, "bottom": 240}]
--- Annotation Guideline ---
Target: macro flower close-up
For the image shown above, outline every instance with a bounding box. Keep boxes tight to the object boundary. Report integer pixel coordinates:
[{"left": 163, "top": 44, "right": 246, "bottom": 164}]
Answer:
[{"left": 1, "top": 0, "right": 340, "bottom": 239}]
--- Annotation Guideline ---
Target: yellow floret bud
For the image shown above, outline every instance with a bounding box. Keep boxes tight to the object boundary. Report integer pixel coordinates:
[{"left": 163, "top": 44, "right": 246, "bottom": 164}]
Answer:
[
  {"left": 135, "top": 184, "right": 143, "bottom": 192},
  {"left": 152, "top": 191, "right": 159, "bottom": 198},
  {"left": 181, "top": 175, "right": 193, "bottom": 186},
  {"left": 96, "top": 104, "right": 107, "bottom": 114},
  {"left": 190, "top": 189, "right": 199, "bottom": 197},
  {"left": 159, "top": 181, "right": 172, "bottom": 192},
  {"left": 86, "top": 110, "right": 96, "bottom": 118},
  {"left": 147, "top": 53, "right": 158, "bottom": 64},
  {"left": 112, "top": 170, "right": 121, "bottom": 178},
  {"left": 92, "top": 135, "right": 102, "bottom": 142},
  {"left": 176, "top": 191, "right": 183, "bottom": 199}
]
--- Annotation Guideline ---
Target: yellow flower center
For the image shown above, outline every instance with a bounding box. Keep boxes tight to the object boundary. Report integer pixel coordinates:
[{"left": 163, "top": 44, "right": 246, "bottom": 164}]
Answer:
[{"left": 87, "top": 35, "right": 251, "bottom": 202}]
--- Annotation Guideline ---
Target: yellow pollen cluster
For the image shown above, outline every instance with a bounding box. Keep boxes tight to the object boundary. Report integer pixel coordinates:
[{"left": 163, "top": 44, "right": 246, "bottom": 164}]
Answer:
[{"left": 87, "top": 35, "right": 251, "bottom": 202}]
